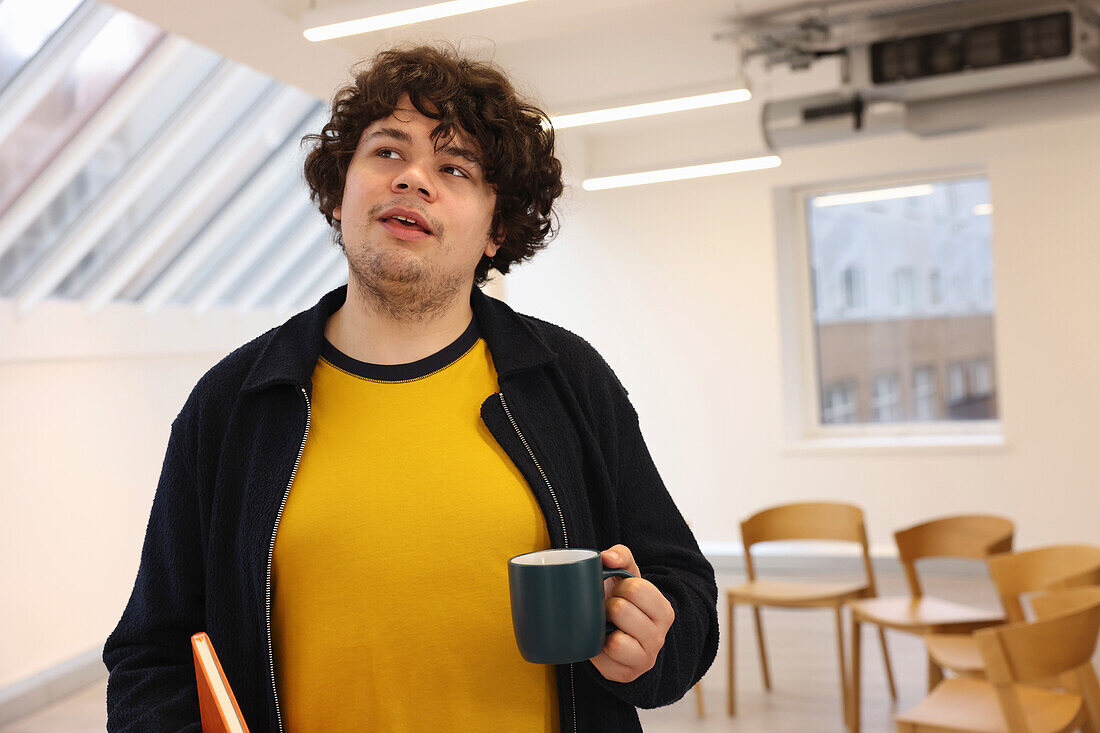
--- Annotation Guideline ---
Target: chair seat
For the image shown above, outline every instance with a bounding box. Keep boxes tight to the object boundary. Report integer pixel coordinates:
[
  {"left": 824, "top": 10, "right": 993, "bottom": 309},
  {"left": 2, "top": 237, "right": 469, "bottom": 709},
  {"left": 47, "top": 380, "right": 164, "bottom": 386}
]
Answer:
[
  {"left": 848, "top": 595, "right": 1003, "bottom": 632},
  {"left": 895, "top": 677, "right": 1083, "bottom": 733},
  {"left": 924, "top": 632, "right": 986, "bottom": 676},
  {"left": 727, "top": 579, "right": 869, "bottom": 607}
]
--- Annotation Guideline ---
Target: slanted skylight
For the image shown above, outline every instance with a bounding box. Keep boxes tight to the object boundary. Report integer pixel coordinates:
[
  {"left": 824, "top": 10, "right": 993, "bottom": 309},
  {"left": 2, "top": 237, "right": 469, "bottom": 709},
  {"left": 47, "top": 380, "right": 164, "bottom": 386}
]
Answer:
[{"left": 0, "top": 0, "right": 342, "bottom": 316}]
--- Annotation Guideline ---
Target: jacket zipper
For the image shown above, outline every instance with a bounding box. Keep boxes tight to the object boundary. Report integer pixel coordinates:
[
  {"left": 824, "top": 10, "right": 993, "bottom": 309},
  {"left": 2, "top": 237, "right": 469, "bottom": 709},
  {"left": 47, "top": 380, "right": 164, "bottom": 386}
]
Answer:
[
  {"left": 266, "top": 385, "right": 310, "bottom": 733},
  {"left": 497, "top": 391, "right": 576, "bottom": 733}
]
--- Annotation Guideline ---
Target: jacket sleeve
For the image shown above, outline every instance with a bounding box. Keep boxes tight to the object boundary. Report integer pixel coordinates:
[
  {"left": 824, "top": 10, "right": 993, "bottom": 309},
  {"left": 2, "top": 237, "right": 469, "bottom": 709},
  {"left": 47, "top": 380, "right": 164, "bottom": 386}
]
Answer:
[
  {"left": 103, "top": 406, "right": 205, "bottom": 732},
  {"left": 579, "top": 358, "right": 720, "bottom": 709}
]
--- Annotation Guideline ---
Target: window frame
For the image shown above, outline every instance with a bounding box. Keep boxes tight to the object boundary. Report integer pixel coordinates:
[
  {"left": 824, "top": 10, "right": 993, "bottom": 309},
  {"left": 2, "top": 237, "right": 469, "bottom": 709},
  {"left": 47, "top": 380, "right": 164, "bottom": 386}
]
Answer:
[{"left": 774, "top": 167, "right": 1006, "bottom": 453}]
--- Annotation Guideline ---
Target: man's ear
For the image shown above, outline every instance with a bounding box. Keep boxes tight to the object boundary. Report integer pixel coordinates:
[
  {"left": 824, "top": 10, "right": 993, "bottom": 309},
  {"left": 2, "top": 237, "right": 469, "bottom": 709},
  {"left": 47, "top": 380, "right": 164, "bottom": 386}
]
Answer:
[{"left": 333, "top": 204, "right": 342, "bottom": 222}]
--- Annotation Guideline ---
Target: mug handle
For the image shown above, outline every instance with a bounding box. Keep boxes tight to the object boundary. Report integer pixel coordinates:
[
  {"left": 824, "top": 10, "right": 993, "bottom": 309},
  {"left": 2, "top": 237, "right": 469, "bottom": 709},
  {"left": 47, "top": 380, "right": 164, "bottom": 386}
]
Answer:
[{"left": 602, "top": 568, "right": 635, "bottom": 634}]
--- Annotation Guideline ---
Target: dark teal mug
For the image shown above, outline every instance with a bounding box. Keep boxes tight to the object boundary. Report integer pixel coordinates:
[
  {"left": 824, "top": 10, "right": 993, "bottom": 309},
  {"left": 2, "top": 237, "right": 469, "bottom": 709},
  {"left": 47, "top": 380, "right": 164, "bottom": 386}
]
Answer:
[{"left": 508, "top": 548, "right": 635, "bottom": 664}]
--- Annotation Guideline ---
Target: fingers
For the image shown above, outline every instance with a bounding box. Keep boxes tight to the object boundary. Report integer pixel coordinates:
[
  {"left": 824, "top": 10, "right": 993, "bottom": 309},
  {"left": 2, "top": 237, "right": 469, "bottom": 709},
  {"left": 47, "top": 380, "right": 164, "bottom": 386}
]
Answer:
[
  {"left": 610, "top": 577, "right": 676, "bottom": 630},
  {"left": 589, "top": 645, "right": 639, "bottom": 683},
  {"left": 606, "top": 592, "right": 663, "bottom": 648},
  {"left": 593, "top": 630, "right": 648, "bottom": 675},
  {"left": 590, "top": 546, "right": 676, "bottom": 684}
]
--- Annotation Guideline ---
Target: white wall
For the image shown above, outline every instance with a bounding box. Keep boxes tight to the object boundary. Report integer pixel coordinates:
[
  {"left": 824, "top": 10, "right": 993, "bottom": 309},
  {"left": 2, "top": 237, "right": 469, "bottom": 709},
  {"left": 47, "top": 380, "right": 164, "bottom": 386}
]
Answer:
[
  {"left": 505, "top": 107, "right": 1100, "bottom": 559},
  {"left": 0, "top": 301, "right": 286, "bottom": 689}
]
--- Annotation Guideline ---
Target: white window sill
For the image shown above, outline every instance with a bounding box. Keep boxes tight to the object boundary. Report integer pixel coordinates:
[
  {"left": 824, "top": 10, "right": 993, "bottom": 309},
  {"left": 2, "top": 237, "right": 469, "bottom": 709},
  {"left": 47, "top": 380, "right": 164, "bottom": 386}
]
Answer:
[{"left": 782, "top": 433, "right": 1009, "bottom": 456}]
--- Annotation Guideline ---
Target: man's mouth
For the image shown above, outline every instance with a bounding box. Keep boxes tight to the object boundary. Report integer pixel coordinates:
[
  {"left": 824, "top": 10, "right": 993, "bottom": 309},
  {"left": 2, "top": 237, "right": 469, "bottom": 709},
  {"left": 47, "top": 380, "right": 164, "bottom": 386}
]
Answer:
[
  {"left": 381, "top": 215, "right": 431, "bottom": 235},
  {"left": 379, "top": 217, "right": 433, "bottom": 240}
]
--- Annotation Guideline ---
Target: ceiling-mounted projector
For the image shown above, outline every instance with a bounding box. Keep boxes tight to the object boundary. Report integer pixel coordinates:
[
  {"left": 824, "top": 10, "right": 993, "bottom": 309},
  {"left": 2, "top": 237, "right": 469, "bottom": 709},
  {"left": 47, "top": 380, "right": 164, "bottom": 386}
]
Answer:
[{"left": 735, "top": 0, "right": 1100, "bottom": 149}]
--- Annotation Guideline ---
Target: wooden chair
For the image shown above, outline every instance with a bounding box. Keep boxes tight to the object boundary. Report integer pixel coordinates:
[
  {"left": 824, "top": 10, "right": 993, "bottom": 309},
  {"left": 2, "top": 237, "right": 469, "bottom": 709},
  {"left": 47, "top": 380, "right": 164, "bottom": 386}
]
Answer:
[
  {"left": 726, "top": 501, "right": 892, "bottom": 726},
  {"left": 847, "top": 514, "right": 1014, "bottom": 733},
  {"left": 924, "top": 544, "right": 1100, "bottom": 679},
  {"left": 894, "top": 586, "right": 1100, "bottom": 733}
]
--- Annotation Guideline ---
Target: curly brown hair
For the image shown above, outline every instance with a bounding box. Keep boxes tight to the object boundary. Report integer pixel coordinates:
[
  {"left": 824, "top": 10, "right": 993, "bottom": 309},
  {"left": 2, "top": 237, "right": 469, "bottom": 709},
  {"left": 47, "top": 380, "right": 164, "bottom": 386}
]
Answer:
[{"left": 301, "top": 42, "right": 564, "bottom": 287}]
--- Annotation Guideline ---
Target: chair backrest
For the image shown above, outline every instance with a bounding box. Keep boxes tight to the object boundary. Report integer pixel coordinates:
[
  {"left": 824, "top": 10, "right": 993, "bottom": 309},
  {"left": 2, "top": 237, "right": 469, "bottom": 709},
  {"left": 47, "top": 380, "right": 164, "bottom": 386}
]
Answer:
[
  {"left": 974, "top": 587, "right": 1100, "bottom": 733},
  {"left": 894, "top": 514, "right": 1014, "bottom": 597},
  {"left": 988, "top": 544, "right": 1100, "bottom": 622},
  {"left": 1031, "top": 585, "right": 1100, "bottom": 621},
  {"left": 740, "top": 502, "right": 873, "bottom": 588}
]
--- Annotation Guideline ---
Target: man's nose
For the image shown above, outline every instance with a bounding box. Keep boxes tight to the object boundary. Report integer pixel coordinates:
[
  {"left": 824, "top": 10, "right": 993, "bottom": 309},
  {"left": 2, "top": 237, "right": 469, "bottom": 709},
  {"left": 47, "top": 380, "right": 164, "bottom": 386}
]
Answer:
[{"left": 392, "top": 166, "right": 434, "bottom": 199}]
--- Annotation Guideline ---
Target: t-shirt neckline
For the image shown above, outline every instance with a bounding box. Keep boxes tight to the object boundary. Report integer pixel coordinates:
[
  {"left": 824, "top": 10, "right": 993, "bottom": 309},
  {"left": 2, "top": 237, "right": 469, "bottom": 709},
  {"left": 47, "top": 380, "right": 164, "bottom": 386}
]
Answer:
[{"left": 321, "top": 317, "right": 480, "bottom": 382}]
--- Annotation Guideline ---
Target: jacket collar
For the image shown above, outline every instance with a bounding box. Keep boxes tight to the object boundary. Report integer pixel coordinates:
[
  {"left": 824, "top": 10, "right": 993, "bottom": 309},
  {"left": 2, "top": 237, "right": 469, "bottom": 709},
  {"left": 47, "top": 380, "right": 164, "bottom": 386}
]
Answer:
[{"left": 241, "top": 283, "right": 558, "bottom": 394}]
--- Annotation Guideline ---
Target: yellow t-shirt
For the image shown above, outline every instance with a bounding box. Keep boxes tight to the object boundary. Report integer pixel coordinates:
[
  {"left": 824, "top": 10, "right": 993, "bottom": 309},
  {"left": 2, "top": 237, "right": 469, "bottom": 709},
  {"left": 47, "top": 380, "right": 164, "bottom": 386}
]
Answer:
[{"left": 271, "top": 317, "right": 559, "bottom": 732}]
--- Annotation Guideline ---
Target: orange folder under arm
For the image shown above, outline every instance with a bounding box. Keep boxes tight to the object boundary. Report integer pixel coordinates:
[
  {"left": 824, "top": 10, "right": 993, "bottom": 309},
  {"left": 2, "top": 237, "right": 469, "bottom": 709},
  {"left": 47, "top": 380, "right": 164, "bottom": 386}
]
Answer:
[{"left": 191, "top": 632, "right": 250, "bottom": 733}]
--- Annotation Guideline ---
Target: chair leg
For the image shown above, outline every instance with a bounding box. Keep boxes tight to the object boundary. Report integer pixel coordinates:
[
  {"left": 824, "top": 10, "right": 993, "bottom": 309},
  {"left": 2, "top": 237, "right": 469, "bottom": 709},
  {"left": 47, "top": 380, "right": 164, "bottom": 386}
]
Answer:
[
  {"left": 878, "top": 627, "right": 897, "bottom": 701},
  {"left": 927, "top": 652, "right": 943, "bottom": 692},
  {"left": 834, "top": 605, "right": 849, "bottom": 727},
  {"left": 850, "top": 616, "right": 862, "bottom": 733},
  {"left": 1074, "top": 664, "right": 1100, "bottom": 733},
  {"left": 727, "top": 597, "right": 736, "bottom": 717},
  {"left": 752, "top": 605, "right": 771, "bottom": 690}
]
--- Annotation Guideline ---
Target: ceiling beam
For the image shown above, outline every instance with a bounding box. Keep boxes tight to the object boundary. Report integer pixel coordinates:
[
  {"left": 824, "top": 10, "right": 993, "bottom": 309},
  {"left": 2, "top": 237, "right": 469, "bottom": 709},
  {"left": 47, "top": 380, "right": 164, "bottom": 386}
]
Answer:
[
  {"left": 0, "top": 35, "right": 189, "bottom": 262},
  {"left": 143, "top": 181, "right": 304, "bottom": 313},
  {"left": 14, "top": 62, "right": 262, "bottom": 315},
  {"left": 84, "top": 88, "right": 318, "bottom": 313},
  {"left": 138, "top": 108, "right": 327, "bottom": 312},
  {"left": 291, "top": 256, "right": 348, "bottom": 312},
  {"left": 271, "top": 244, "right": 343, "bottom": 312},
  {"left": 0, "top": 0, "right": 113, "bottom": 146},
  {"left": 224, "top": 215, "right": 331, "bottom": 314}
]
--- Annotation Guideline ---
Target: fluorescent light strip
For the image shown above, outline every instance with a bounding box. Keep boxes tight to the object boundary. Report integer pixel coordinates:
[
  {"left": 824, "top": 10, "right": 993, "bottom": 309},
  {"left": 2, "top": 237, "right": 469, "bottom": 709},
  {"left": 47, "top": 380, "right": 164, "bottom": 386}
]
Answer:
[
  {"left": 582, "top": 155, "right": 781, "bottom": 191},
  {"left": 547, "top": 89, "right": 751, "bottom": 130},
  {"left": 304, "top": 0, "right": 530, "bottom": 41},
  {"left": 812, "top": 184, "right": 935, "bottom": 208},
  {"left": 972, "top": 203, "right": 993, "bottom": 216}
]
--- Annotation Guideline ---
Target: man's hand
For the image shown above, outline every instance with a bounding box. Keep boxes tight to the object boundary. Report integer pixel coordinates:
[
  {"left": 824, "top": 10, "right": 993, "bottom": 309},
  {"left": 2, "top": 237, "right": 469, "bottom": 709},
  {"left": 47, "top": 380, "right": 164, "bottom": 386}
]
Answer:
[{"left": 589, "top": 544, "right": 675, "bottom": 683}]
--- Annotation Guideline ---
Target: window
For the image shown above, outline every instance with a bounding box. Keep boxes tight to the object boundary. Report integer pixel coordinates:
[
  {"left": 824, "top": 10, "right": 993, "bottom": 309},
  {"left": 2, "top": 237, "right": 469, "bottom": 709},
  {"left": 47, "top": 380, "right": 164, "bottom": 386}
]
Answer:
[
  {"left": 968, "top": 358, "right": 992, "bottom": 397},
  {"left": 928, "top": 270, "right": 942, "bottom": 305},
  {"left": 893, "top": 267, "right": 915, "bottom": 308},
  {"left": 871, "top": 373, "right": 901, "bottom": 422},
  {"left": 805, "top": 175, "right": 999, "bottom": 429},
  {"left": 0, "top": 0, "right": 83, "bottom": 91},
  {"left": 913, "top": 366, "right": 937, "bottom": 420},
  {"left": 822, "top": 380, "right": 858, "bottom": 424},
  {"left": 842, "top": 266, "right": 864, "bottom": 309},
  {"left": 947, "top": 362, "right": 967, "bottom": 403}
]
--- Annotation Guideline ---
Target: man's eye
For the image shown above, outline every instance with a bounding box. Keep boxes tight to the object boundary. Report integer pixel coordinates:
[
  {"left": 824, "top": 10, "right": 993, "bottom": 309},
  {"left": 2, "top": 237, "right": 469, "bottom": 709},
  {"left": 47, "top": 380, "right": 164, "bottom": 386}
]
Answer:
[
  {"left": 377, "top": 149, "right": 400, "bottom": 160},
  {"left": 442, "top": 165, "right": 468, "bottom": 179}
]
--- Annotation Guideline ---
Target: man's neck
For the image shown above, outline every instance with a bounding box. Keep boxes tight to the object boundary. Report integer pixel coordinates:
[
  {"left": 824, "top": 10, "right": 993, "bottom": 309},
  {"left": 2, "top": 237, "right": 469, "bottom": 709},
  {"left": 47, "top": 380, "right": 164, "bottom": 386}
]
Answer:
[{"left": 324, "top": 279, "right": 475, "bottom": 365}]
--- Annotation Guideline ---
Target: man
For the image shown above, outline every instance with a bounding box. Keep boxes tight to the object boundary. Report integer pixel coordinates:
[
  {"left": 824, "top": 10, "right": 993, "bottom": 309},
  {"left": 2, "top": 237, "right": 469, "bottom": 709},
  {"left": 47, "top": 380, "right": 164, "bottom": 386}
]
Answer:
[{"left": 104, "top": 43, "right": 718, "bottom": 732}]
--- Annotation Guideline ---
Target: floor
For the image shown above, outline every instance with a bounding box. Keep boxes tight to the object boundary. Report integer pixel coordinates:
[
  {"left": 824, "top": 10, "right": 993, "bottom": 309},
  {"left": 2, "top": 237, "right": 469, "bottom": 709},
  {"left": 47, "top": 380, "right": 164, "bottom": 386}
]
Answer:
[{"left": 3, "top": 566, "right": 1069, "bottom": 732}]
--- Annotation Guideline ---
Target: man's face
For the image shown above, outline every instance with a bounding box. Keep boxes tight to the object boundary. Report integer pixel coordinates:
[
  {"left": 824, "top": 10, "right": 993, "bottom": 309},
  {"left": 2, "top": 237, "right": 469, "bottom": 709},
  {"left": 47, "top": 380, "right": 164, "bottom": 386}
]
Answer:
[{"left": 334, "top": 93, "right": 500, "bottom": 313}]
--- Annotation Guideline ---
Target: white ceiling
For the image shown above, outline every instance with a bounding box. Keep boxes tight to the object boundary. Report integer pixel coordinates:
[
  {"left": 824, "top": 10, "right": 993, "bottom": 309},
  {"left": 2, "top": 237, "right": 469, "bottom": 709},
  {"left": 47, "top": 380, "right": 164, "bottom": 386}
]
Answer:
[{"left": 105, "top": 0, "right": 777, "bottom": 116}]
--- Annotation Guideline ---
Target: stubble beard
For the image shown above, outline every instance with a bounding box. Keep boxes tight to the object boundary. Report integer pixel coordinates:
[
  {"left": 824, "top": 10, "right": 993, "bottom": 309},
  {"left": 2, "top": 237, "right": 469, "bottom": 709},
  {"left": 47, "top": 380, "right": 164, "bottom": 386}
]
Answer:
[{"left": 344, "top": 225, "right": 465, "bottom": 323}]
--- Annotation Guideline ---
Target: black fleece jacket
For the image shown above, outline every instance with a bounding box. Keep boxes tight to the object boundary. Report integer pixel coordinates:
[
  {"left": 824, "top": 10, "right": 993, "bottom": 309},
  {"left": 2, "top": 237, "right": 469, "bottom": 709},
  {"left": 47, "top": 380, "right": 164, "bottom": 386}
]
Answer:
[{"left": 103, "top": 283, "right": 719, "bottom": 732}]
